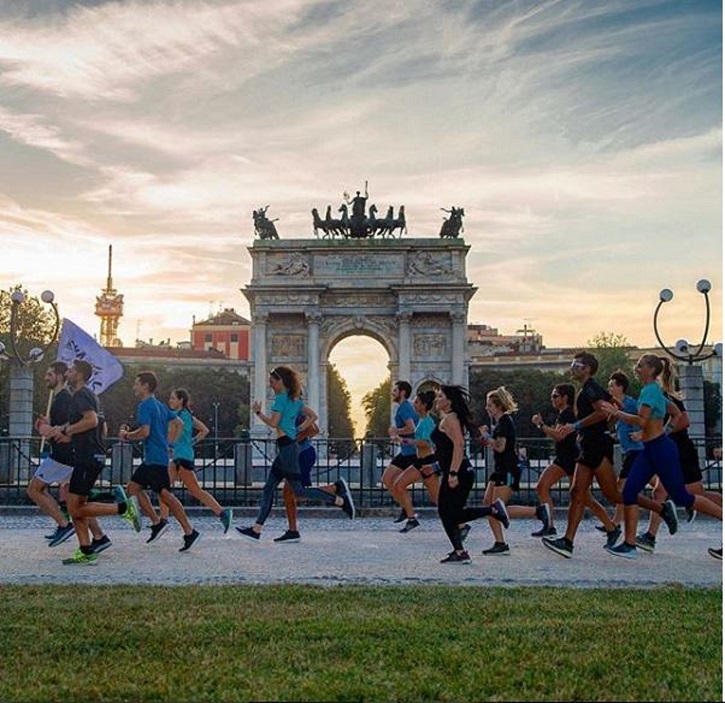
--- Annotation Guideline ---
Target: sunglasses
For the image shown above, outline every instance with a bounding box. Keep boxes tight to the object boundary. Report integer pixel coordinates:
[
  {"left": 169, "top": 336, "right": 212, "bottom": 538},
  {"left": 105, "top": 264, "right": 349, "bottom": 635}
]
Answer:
[
  {"left": 269, "top": 368, "right": 281, "bottom": 380},
  {"left": 550, "top": 393, "right": 561, "bottom": 399},
  {"left": 570, "top": 361, "right": 586, "bottom": 370}
]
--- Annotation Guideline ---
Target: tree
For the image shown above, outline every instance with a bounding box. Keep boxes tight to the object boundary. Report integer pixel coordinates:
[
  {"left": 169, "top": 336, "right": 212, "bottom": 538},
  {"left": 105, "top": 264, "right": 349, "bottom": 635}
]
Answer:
[
  {"left": 703, "top": 379, "right": 722, "bottom": 435},
  {"left": 363, "top": 378, "right": 391, "bottom": 438},
  {"left": 586, "top": 331, "right": 640, "bottom": 395},
  {"left": 327, "top": 364, "right": 355, "bottom": 440}
]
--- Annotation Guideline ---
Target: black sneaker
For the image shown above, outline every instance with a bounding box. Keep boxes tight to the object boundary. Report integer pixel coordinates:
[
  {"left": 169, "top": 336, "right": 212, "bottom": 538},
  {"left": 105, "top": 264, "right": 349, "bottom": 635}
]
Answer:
[
  {"left": 89, "top": 535, "right": 112, "bottom": 554},
  {"left": 337, "top": 478, "right": 355, "bottom": 520},
  {"left": 179, "top": 529, "right": 201, "bottom": 552},
  {"left": 531, "top": 525, "right": 557, "bottom": 537},
  {"left": 482, "top": 542, "right": 510, "bottom": 556},
  {"left": 273, "top": 530, "right": 301, "bottom": 543},
  {"left": 635, "top": 532, "right": 656, "bottom": 553},
  {"left": 459, "top": 524, "right": 471, "bottom": 542},
  {"left": 146, "top": 519, "right": 169, "bottom": 544},
  {"left": 535, "top": 503, "right": 551, "bottom": 529},
  {"left": 399, "top": 518, "right": 420, "bottom": 533},
  {"left": 708, "top": 547, "right": 722, "bottom": 560},
  {"left": 236, "top": 526, "right": 261, "bottom": 542},
  {"left": 440, "top": 550, "right": 472, "bottom": 564},
  {"left": 685, "top": 506, "right": 697, "bottom": 524},
  {"left": 393, "top": 508, "right": 408, "bottom": 524},
  {"left": 542, "top": 536, "right": 573, "bottom": 558},
  {"left": 48, "top": 523, "right": 75, "bottom": 548},
  {"left": 604, "top": 525, "right": 622, "bottom": 549},
  {"left": 660, "top": 499, "right": 679, "bottom": 536}
]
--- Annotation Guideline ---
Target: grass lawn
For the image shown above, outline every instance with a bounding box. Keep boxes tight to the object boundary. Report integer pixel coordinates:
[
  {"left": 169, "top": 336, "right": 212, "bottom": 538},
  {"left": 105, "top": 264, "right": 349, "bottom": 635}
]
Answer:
[{"left": 0, "top": 584, "right": 721, "bottom": 702}]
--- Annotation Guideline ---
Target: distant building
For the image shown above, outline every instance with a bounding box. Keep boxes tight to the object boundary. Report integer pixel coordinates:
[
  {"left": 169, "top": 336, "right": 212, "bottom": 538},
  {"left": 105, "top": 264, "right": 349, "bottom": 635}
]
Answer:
[
  {"left": 191, "top": 308, "right": 251, "bottom": 361},
  {"left": 468, "top": 323, "right": 543, "bottom": 358}
]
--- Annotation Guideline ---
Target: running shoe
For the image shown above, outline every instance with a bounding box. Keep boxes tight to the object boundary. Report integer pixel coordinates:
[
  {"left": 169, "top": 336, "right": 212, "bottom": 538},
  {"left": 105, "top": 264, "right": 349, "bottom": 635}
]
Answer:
[
  {"left": 440, "top": 550, "right": 472, "bottom": 564},
  {"left": 236, "top": 526, "right": 261, "bottom": 542},
  {"left": 606, "top": 542, "right": 637, "bottom": 560},
  {"left": 89, "top": 535, "right": 112, "bottom": 554},
  {"left": 660, "top": 499, "right": 679, "bottom": 536},
  {"left": 604, "top": 525, "right": 622, "bottom": 549},
  {"left": 122, "top": 496, "right": 142, "bottom": 533},
  {"left": 179, "top": 529, "right": 201, "bottom": 552},
  {"left": 393, "top": 508, "right": 407, "bottom": 524},
  {"left": 337, "top": 478, "right": 355, "bottom": 520},
  {"left": 147, "top": 519, "right": 169, "bottom": 544},
  {"left": 535, "top": 503, "right": 551, "bottom": 529},
  {"left": 48, "top": 523, "right": 75, "bottom": 548},
  {"left": 491, "top": 498, "right": 510, "bottom": 529},
  {"left": 542, "top": 536, "right": 573, "bottom": 558},
  {"left": 220, "top": 508, "right": 233, "bottom": 534},
  {"left": 112, "top": 484, "right": 128, "bottom": 503},
  {"left": 482, "top": 542, "right": 510, "bottom": 556},
  {"left": 273, "top": 530, "right": 301, "bottom": 543},
  {"left": 635, "top": 532, "right": 656, "bottom": 553},
  {"left": 62, "top": 549, "right": 98, "bottom": 566},
  {"left": 399, "top": 518, "right": 420, "bottom": 533},
  {"left": 458, "top": 524, "right": 471, "bottom": 542},
  {"left": 707, "top": 547, "right": 722, "bottom": 560},
  {"left": 531, "top": 525, "right": 557, "bottom": 537},
  {"left": 685, "top": 506, "right": 697, "bottom": 524}
]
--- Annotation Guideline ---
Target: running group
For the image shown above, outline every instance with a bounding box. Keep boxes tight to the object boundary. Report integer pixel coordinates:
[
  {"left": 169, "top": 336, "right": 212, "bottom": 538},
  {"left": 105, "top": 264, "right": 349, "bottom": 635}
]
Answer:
[{"left": 30, "top": 351, "right": 721, "bottom": 565}]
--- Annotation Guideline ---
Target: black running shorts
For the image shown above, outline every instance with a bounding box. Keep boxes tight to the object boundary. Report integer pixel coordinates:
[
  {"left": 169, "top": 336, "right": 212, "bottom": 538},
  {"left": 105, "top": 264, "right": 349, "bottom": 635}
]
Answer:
[{"left": 131, "top": 463, "right": 172, "bottom": 494}]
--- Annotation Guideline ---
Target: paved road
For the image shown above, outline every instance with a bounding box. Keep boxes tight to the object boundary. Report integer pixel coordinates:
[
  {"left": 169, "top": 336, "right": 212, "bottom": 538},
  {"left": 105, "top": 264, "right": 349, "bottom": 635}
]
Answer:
[{"left": 0, "top": 509, "right": 721, "bottom": 588}]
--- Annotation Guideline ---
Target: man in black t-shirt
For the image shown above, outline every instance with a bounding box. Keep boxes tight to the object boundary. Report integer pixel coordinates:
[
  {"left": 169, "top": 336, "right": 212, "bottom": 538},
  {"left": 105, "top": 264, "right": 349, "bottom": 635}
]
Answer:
[
  {"left": 29, "top": 362, "right": 77, "bottom": 546},
  {"left": 44, "top": 359, "right": 141, "bottom": 565}
]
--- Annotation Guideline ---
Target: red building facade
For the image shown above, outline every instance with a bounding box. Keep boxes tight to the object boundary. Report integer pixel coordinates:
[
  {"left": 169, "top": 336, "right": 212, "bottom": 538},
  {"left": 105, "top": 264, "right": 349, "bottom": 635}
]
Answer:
[{"left": 191, "top": 308, "right": 251, "bottom": 360}]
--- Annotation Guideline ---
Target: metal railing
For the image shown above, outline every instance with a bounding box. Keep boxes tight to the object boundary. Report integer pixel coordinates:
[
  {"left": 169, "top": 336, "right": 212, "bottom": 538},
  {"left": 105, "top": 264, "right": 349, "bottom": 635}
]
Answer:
[{"left": 0, "top": 435, "right": 722, "bottom": 510}]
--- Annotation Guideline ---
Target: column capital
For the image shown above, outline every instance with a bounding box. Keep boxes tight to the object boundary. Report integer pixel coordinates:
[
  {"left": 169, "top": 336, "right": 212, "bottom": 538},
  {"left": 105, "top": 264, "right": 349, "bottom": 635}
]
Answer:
[
  {"left": 251, "top": 311, "right": 269, "bottom": 324},
  {"left": 305, "top": 311, "right": 323, "bottom": 326},
  {"left": 396, "top": 312, "right": 413, "bottom": 324},
  {"left": 449, "top": 311, "right": 466, "bottom": 324}
]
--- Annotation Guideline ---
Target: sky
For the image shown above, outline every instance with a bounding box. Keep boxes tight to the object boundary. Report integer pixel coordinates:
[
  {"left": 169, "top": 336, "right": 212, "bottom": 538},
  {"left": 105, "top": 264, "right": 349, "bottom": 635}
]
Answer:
[{"left": 1, "top": 0, "right": 722, "bottom": 422}]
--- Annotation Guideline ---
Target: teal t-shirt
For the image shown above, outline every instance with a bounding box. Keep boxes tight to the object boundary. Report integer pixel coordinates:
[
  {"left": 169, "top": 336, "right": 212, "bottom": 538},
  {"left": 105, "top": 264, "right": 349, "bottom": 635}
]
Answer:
[
  {"left": 173, "top": 408, "right": 195, "bottom": 460},
  {"left": 414, "top": 415, "right": 436, "bottom": 448},
  {"left": 638, "top": 382, "right": 667, "bottom": 420},
  {"left": 271, "top": 392, "right": 304, "bottom": 439}
]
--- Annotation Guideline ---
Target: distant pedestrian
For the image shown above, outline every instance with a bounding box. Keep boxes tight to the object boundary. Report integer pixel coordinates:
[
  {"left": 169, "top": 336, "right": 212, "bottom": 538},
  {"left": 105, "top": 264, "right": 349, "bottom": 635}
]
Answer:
[
  {"left": 158, "top": 388, "right": 233, "bottom": 534},
  {"left": 119, "top": 371, "right": 201, "bottom": 552},
  {"left": 237, "top": 366, "right": 354, "bottom": 542}
]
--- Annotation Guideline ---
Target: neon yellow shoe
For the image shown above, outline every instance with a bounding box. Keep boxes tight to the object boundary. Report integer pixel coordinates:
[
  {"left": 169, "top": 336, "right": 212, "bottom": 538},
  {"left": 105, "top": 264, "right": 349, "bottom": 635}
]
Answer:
[
  {"left": 122, "top": 495, "right": 142, "bottom": 533},
  {"left": 62, "top": 548, "right": 98, "bottom": 566}
]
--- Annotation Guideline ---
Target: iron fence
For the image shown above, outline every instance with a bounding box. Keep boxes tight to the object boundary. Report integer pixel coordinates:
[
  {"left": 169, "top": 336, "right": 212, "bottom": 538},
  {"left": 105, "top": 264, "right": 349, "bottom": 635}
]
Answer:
[{"left": 0, "top": 434, "right": 721, "bottom": 510}]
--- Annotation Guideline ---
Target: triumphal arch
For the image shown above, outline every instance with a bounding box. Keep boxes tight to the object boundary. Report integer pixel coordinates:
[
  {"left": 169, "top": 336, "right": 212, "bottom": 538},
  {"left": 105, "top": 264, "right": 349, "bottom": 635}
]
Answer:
[{"left": 244, "top": 217, "right": 477, "bottom": 436}]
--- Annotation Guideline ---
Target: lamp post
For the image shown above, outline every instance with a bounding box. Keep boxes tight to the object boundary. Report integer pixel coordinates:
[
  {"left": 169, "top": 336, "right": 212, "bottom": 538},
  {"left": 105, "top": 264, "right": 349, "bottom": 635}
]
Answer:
[
  {"left": 212, "top": 401, "right": 220, "bottom": 460},
  {"left": 653, "top": 279, "right": 721, "bottom": 441},
  {"left": 0, "top": 289, "right": 60, "bottom": 482}
]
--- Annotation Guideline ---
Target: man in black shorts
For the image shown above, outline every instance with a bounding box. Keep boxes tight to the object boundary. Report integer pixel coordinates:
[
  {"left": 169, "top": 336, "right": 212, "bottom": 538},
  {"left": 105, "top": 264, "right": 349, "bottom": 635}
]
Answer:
[{"left": 44, "top": 360, "right": 142, "bottom": 565}]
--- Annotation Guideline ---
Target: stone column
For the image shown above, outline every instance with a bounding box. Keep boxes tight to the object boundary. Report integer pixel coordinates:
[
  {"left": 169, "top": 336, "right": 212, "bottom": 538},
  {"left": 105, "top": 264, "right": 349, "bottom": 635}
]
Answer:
[
  {"left": 397, "top": 312, "right": 412, "bottom": 383},
  {"left": 250, "top": 312, "right": 268, "bottom": 434},
  {"left": 306, "top": 312, "right": 321, "bottom": 414},
  {"left": 450, "top": 311, "right": 466, "bottom": 386},
  {"left": 6, "top": 362, "right": 33, "bottom": 483}
]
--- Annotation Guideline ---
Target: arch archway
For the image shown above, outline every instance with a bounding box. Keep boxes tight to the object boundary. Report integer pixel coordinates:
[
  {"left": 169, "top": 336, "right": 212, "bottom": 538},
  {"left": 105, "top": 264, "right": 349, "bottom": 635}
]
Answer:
[{"left": 244, "top": 238, "right": 476, "bottom": 437}]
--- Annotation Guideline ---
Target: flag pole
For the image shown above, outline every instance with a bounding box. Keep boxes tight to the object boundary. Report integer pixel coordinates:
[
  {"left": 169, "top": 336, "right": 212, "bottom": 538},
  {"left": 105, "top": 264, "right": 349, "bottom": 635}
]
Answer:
[{"left": 38, "top": 390, "right": 53, "bottom": 455}]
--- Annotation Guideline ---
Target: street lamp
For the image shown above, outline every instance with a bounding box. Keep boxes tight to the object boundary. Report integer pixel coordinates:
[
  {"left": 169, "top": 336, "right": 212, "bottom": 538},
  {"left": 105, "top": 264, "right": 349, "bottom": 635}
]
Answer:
[
  {"left": 0, "top": 288, "right": 60, "bottom": 482},
  {"left": 652, "top": 279, "right": 721, "bottom": 441}
]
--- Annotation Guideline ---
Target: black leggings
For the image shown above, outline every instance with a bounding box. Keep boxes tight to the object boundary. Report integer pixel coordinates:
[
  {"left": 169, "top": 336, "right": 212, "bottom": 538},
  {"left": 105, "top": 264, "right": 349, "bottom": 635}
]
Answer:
[{"left": 437, "top": 468, "right": 494, "bottom": 551}]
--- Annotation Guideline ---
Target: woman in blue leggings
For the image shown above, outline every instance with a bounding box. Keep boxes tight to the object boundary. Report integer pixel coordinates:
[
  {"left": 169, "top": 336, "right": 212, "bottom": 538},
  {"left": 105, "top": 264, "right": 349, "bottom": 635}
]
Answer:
[{"left": 600, "top": 354, "right": 721, "bottom": 560}]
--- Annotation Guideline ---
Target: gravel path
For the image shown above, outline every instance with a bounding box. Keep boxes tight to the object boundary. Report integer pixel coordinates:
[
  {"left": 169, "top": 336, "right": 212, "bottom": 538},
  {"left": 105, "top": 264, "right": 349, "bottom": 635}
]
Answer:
[{"left": 0, "top": 508, "right": 721, "bottom": 588}]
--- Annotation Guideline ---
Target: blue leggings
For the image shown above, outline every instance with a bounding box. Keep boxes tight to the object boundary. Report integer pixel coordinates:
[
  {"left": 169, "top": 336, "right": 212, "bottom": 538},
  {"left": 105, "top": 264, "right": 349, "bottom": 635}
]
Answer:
[
  {"left": 622, "top": 434, "right": 694, "bottom": 509},
  {"left": 255, "top": 438, "right": 336, "bottom": 525}
]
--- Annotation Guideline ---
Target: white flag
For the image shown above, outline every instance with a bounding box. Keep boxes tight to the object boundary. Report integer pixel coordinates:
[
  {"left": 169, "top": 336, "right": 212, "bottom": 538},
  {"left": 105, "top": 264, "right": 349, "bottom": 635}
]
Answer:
[{"left": 57, "top": 318, "right": 123, "bottom": 394}]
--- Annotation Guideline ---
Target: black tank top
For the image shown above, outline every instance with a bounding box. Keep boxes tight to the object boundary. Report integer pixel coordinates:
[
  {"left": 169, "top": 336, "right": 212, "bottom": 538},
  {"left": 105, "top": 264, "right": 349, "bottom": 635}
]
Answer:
[{"left": 431, "top": 425, "right": 471, "bottom": 476}]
